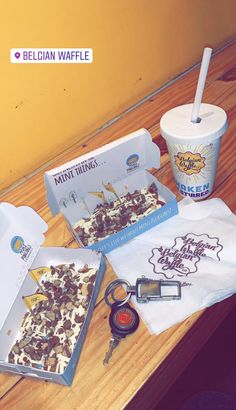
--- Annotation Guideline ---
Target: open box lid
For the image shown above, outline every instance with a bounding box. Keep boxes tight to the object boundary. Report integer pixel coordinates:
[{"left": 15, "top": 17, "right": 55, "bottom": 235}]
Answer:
[
  {"left": 45, "top": 128, "right": 160, "bottom": 216},
  {"left": 0, "top": 203, "right": 47, "bottom": 331}
]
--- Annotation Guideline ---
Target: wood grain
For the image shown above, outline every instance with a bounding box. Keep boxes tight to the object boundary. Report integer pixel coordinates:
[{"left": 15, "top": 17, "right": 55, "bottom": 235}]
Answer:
[{"left": 0, "top": 39, "right": 236, "bottom": 410}]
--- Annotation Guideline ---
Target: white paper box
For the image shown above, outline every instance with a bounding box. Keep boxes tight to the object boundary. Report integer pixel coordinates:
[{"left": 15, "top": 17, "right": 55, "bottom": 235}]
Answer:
[
  {"left": 45, "top": 129, "right": 178, "bottom": 253},
  {"left": 0, "top": 204, "right": 105, "bottom": 385},
  {"left": 0, "top": 203, "right": 47, "bottom": 331}
]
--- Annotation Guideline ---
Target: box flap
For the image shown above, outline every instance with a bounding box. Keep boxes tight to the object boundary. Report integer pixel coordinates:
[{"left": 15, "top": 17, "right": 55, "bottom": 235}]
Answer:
[
  {"left": 45, "top": 128, "right": 160, "bottom": 215},
  {"left": 0, "top": 203, "right": 48, "bottom": 331}
]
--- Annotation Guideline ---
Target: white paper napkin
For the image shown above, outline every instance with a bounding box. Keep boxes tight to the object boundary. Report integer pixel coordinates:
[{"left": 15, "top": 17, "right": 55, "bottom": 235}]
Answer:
[{"left": 107, "top": 198, "right": 236, "bottom": 334}]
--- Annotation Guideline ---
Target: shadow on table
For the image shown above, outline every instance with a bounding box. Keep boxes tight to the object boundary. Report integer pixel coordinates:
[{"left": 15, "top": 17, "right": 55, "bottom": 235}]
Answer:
[{"left": 155, "top": 304, "right": 236, "bottom": 410}]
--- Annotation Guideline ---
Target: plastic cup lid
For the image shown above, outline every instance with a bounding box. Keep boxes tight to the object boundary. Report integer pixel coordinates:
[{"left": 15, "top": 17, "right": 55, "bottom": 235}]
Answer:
[{"left": 160, "top": 103, "right": 228, "bottom": 145}]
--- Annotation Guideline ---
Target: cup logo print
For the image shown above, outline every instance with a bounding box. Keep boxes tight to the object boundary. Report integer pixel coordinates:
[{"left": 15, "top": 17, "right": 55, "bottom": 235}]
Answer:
[
  {"left": 167, "top": 143, "right": 217, "bottom": 199},
  {"left": 174, "top": 151, "right": 205, "bottom": 175},
  {"left": 148, "top": 233, "right": 223, "bottom": 280}
]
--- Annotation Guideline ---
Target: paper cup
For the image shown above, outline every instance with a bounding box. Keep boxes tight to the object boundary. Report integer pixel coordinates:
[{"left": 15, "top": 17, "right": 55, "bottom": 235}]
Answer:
[{"left": 160, "top": 103, "right": 228, "bottom": 200}]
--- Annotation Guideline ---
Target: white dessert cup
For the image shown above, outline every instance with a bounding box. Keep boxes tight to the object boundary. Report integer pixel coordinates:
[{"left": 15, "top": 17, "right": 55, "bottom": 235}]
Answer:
[{"left": 160, "top": 103, "right": 228, "bottom": 200}]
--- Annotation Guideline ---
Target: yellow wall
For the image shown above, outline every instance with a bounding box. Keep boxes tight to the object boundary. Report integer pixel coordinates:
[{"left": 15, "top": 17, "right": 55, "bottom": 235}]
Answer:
[{"left": 0, "top": 0, "right": 235, "bottom": 191}]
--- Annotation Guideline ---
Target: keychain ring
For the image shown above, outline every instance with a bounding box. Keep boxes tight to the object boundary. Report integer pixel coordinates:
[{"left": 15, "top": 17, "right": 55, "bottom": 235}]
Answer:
[{"left": 104, "top": 279, "right": 131, "bottom": 307}]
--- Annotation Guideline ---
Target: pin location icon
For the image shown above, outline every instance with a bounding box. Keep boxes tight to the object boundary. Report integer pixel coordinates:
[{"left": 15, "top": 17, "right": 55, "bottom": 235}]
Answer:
[{"left": 15, "top": 52, "right": 20, "bottom": 59}]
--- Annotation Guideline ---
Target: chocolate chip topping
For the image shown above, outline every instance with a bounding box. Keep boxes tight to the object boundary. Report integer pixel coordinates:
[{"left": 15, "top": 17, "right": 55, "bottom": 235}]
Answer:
[
  {"left": 75, "top": 314, "right": 85, "bottom": 324},
  {"left": 63, "top": 345, "right": 71, "bottom": 358},
  {"left": 8, "top": 263, "right": 98, "bottom": 373},
  {"left": 74, "top": 184, "right": 164, "bottom": 246},
  {"left": 63, "top": 319, "right": 71, "bottom": 330}
]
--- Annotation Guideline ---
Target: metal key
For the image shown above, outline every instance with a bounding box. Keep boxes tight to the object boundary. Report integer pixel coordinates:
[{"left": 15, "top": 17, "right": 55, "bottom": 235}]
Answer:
[
  {"left": 103, "top": 334, "right": 121, "bottom": 366},
  {"left": 103, "top": 303, "right": 139, "bottom": 366}
]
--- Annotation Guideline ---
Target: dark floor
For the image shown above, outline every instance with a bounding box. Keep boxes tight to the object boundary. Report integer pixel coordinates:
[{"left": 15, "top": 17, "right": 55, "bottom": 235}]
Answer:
[{"left": 156, "top": 304, "right": 236, "bottom": 410}]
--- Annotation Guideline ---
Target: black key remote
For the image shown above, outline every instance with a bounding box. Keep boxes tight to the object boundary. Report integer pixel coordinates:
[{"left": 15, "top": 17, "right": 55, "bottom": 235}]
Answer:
[{"left": 103, "top": 303, "right": 139, "bottom": 366}]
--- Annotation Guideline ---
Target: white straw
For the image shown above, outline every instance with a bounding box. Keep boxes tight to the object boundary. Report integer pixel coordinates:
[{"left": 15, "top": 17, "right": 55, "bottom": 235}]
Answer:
[{"left": 191, "top": 47, "right": 213, "bottom": 123}]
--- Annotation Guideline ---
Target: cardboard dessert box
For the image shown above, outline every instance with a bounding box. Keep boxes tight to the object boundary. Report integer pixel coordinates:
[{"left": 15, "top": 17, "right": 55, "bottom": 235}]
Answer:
[
  {"left": 45, "top": 128, "right": 178, "bottom": 253},
  {"left": 0, "top": 203, "right": 105, "bottom": 385}
]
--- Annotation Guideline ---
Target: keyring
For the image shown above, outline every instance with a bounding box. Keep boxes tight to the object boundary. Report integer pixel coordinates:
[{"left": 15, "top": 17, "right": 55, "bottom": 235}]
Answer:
[{"left": 104, "top": 279, "right": 131, "bottom": 307}]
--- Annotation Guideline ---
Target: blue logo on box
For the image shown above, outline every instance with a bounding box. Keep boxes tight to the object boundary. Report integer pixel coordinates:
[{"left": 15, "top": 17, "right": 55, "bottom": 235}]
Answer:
[
  {"left": 10, "top": 236, "right": 32, "bottom": 261},
  {"left": 11, "top": 236, "right": 24, "bottom": 253},
  {"left": 126, "top": 154, "right": 139, "bottom": 172}
]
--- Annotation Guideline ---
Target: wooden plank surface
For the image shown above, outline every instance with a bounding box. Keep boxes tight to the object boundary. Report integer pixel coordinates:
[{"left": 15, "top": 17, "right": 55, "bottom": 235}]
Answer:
[{"left": 0, "top": 40, "right": 236, "bottom": 410}]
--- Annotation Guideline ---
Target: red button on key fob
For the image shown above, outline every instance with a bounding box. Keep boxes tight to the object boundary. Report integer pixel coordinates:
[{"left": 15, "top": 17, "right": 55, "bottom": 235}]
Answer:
[{"left": 109, "top": 303, "right": 140, "bottom": 338}]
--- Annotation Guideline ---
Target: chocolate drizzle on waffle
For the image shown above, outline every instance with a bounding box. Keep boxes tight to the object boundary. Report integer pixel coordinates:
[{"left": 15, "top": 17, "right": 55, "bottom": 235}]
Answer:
[
  {"left": 74, "top": 183, "right": 165, "bottom": 246},
  {"left": 8, "top": 263, "right": 98, "bottom": 373}
]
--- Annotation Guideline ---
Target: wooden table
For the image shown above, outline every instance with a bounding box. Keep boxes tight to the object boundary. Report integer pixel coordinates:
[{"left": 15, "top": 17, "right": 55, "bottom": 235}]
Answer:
[{"left": 0, "top": 40, "right": 236, "bottom": 410}]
